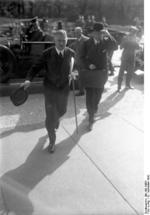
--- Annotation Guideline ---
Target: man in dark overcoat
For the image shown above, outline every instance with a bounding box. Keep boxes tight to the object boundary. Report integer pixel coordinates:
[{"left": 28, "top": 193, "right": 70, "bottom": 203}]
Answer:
[
  {"left": 80, "top": 22, "right": 117, "bottom": 131},
  {"left": 21, "top": 30, "right": 75, "bottom": 153}
]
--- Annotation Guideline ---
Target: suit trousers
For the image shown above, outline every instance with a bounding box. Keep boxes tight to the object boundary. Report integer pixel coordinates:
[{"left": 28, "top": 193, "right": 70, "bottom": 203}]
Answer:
[
  {"left": 44, "top": 86, "right": 69, "bottom": 142},
  {"left": 85, "top": 87, "right": 104, "bottom": 121},
  {"left": 118, "top": 57, "right": 135, "bottom": 88}
]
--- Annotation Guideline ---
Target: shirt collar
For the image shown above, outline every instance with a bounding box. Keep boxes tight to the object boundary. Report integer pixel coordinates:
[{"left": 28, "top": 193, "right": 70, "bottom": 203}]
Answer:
[
  {"left": 93, "top": 38, "right": 100, "bottom": 44},
  {"left": 55, "top": 47, "right": 64, "bottom": 56},
  {"left": 77, "top": 36, "right": 82, "bottom": 41}
]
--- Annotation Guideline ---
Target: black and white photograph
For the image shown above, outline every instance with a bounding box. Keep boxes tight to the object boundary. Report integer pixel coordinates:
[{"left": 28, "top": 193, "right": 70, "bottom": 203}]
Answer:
[{"left": 0, "top": 0, "right": 145, "bottom": 214}]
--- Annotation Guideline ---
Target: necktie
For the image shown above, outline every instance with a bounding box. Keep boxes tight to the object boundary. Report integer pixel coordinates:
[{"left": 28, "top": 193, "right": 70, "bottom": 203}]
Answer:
[{"left": 59, "top": 52, "right": 63, "bottom": 58}]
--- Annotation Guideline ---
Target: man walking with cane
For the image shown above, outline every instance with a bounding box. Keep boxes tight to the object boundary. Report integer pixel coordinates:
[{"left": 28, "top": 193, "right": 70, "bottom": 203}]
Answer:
[{"left": 21, "top": 30, "right": 75, "bottom": 153}]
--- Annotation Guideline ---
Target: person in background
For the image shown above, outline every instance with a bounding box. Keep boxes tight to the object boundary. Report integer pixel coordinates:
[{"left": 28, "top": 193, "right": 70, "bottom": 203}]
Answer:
[
  {"left": 21, "top": 30, "right": 75, "bottom": 153},
  {"left": 75, "top": 15, "right": 85, "bottom": 29},
  {"left": 101, "top": 16, "right": 108, "bottom": 28},
  {"left": 85, "top": 15, "right": 96, "bottom": 35},
  {"left": 57, "top": 21, "right": 63, "bottom": 30},
  {"left": 102, "top": 17, "right": 116, "bottom": 76},
  {"left": 70, "top": 26, "right": 89, "bottom": 96},
  {"left": 91, "top": 15, "right": 96, "bottom": 24},
  {"left": 108, "top": 50, "right": 115, "bottom": 76},
  {"left": 80, "top": 22, "right": 117, "bottom": 131},
  {"left": 40, "top": 18, "right": 49, "bottom": 32},
  {"left": 26, "top": 17, "right": 44, "bottom": 41},
  {"left": 117, "top": 26, "right": 140, "bottom": 92}
]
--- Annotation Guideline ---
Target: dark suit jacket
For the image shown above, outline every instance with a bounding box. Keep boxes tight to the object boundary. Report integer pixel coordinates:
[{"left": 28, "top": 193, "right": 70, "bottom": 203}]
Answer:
[
  {"left": 26, "top": 46, "right": 75, "bottom": 89},
  {"left": 80, "top": 36, "right": 117, "bottom": 88}
]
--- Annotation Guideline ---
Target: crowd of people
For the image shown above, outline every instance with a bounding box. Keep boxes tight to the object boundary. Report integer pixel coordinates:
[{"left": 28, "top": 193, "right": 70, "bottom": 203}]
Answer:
[{"left": 19, "top": 14, "right": 143, "bottom": 153}]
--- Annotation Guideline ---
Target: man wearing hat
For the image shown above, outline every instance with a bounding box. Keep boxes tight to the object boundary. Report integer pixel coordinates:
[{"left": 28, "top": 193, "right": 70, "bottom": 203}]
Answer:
[
  {"left": 21, "top": 30, "right": 75, "bottom": 153},
  {"left": 26, "top": 17, "right": 44, "bottom": 41},
  {"left": 117, "top": 26, "right": 140, "bottom": 92},
  {"left": 80, "top": 22, "right": 117, "bottom": 131}
]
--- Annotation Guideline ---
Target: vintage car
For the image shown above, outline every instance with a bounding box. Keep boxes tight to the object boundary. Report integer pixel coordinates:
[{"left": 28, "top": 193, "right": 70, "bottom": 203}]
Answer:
[
  {"left": 0, "top": 20, "right": 144, "bottom": 84},
  {"left": 0, "top": 18, "right": 76, "bottom": 83}
]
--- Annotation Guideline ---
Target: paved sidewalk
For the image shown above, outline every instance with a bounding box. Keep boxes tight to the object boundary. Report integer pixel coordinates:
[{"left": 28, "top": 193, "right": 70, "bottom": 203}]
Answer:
[{"left": 0, "top": 73, "right": 144, "bottom": 215}]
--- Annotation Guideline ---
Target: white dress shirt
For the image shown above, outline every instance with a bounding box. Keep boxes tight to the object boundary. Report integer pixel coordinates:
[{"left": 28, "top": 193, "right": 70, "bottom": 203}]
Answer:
[{"left": 55, "top": 47, "right": 64, "bottom": 56}]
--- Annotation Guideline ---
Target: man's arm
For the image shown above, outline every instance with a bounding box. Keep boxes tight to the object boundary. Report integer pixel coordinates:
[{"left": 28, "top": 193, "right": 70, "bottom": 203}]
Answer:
[
  {"left": 80, "top": 40, "right": 90, "bottom": 69},
  {"left": 80, "top": 39, "right": 97, "bottom": 70},
  {"left": 21, "top": 52, "right": 45, "bottom": 89},
  {"left": 103, "top": 30, "right": 118, "bottom": 51},
  {"left": 26, "top": 53, "right": 45, "bottom": 81},
  {"left": 120, "top": 36, "right": 126, "bottom": 49}
]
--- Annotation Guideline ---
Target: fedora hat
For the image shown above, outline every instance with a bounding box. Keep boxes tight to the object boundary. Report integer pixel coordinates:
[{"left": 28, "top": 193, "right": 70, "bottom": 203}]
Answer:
[
  {"left": 10, "top": 86, "right": 28, "bottom": 106},
  {"left": 87, "top": 22, "right": 104, "bottom": 34}
]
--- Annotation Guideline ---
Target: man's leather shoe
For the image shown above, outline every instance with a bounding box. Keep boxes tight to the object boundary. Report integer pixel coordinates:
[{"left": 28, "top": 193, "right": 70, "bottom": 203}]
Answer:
[
  {"left": 109, "top": 72, "right": 114, "bottom": 76},
  {"left": 117, "top": 86, "right": 121, "bottom": 93},
  {"left": 55, "top": 120, "right": 60, "bottom": 129},
  {"left": 50, "top": 143, "right": 55, "bottom": 153},
  {"left": 126, "top": 85, "right": 134, "bottom": 90},
  {"left": 75, "top": 92, "right": 85, "bottom": 96},
  {"left": 48, "top": 142, "right": 55, "bottom": 153},
  {"left": 87, "top": 122, "right": 93, "bottom": 131},
  {"left": 48, "top": 131, "right": 56, "bottom": 153}
]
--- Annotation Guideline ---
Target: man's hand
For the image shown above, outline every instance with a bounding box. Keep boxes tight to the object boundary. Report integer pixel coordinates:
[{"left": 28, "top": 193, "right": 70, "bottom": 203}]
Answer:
[
  {"left": 89, "top": 64, "right": 96, "bottom": 70},
  {"left": 20, "top": 80, "right": 31, "bottom": 89},
  {"left": 69, "top": 71, "right": 77, "bottom": 86}
]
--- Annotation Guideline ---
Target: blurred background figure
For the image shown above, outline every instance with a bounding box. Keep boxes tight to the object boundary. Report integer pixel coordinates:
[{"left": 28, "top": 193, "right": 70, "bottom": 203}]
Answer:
[
  {"left": 91, "top": 15, "right": 96, "bottom": 24},
  {"left": 24, "top": 16, "right": 53, "bottom": 41},
  {"left": 101, "top": 16, "right": 117, "bottom": 76},
  {"left": 117, "top": 26, "right": 140, "bottom": 92},
  {"left": 108, "top": 49, "right": 115, "bottom": 76},
  {"left": 57, "top": 20, "right": 63, "bottom": 30},
  {"left": 40, "top": 17, "right": 49, "bottom": 32},
  {"left": 75, "top": 15, "right": 85, "bottom": 29},
  {"left": 70, "top": 26, "right": 89, "bottom": 96},
  {"left": 133, "top": 17, "right": 141, "bottom": 29},
  {"left": 101, "top": 16, "right": 108, "bottom": 28},
  {"left": 26, "top": 16, "right": 44, "bottom": 41},
  {"left": 85, "top": 15, "right": 96, "bottom": 35}
]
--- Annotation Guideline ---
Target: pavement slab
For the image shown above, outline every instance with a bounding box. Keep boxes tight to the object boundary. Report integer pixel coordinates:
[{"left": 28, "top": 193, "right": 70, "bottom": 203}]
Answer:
[
  {"left": 0, "top": 73, "right": 144, "bottom": 215},
  {"left": 0, "top": 126, "right": 138, "bottom": 215}
]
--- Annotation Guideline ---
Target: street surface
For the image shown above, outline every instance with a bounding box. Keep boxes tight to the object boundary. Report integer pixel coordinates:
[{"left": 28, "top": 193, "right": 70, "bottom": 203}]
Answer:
[{"left": 0, "top": 66, "right": 144, "bottom": 215}]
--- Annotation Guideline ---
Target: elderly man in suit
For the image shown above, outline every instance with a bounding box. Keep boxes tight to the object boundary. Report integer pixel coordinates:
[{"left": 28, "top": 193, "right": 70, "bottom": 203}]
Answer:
[
  {"left": 21, "top": 30, "right": 75, "bottom": 153},
  {"left": 80, "top": 22, "right": 117, "bottom": 131},
  {"left": 70, "top": 27, "right": 89, "bottom": 96}
]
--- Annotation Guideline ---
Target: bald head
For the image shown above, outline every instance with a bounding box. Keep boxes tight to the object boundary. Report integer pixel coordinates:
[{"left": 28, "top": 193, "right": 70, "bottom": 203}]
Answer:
[
  {"left": 74, "top": 27, "right": 83, "bottom": 39},
  {"left": 54, "top": 30, "right": 68, "bottom": 51},
  {"left": 54, "top": 30, "right": 67, "bottom": 39}
]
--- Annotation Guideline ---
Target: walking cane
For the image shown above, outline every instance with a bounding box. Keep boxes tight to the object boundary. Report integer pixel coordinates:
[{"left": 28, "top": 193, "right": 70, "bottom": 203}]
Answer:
[{"left": 70, "top": 58, "right": 79, "bottom": 134}]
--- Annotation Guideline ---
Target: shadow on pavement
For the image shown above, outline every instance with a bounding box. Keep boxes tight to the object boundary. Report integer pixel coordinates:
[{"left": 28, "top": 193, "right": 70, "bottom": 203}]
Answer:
[
  {"left": 0, "top": 121, "right": 45, "bottom": 139},
  {"left": 0, "top": 92, "right": 85, "bottom": 139},
  {"left": 96, "top": 89, "right": 127, "bottom": 121},
  {"left": 0, "top": 119, "right": 87, "bottom": 215},
  {"left": 107, "top": 70, "right": 144, "bottom": 94}
]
